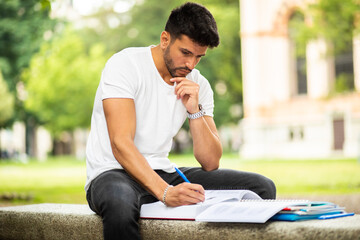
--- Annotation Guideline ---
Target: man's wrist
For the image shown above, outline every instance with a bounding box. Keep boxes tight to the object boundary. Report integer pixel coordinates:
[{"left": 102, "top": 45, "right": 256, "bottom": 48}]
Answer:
[
  {"left": 187, "top": 104, "right": 200, "bottom": 114},
  {"left": 162, "top": 185, "right": 173, "bottom": 205},
  {"left": 187, "top": 104, "right": 204, "bottom": 120}
]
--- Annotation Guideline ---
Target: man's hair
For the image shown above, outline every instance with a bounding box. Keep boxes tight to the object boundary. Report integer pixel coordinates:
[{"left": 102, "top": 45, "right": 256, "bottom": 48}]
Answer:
[{"left": 165, "top": 2, "right": 220, "bottom": 48}]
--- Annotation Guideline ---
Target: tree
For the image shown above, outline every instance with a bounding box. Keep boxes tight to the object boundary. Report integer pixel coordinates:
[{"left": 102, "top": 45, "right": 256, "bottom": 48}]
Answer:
[
  {"left": 311, "top": 0, "right": 360, "bottom": 93},
  {"left": 196, "top": 0, "right": 243, "bottom": 126},
  {"left": 311, "top": 0, "right": 360, "bottom": 54},
  {"left": 0, "top": 70, "right": 14, "bottom": 158},
  {"left": 0, "top": 0, "right": 54, "bottom": 92},
  {"left": 22, "top": 28, "right": 109, "bottom": 137},
  {"left": 289, "top": 0, "right": 360, "bottom": 94},
  {"left": 0, "top": 0, "right": 56, "bottom": 156},
  {"left": 0, "top": 71, "right": 14, "bottom": 127},
  {"left": 291, "top": 0, "right": 360, "bottom": 56}
]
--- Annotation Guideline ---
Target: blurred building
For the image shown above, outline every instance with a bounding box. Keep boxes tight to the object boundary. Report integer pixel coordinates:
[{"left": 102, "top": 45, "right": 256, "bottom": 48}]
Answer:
[{"left": 239, "top": 0, "right": 360, "bottom": 159}]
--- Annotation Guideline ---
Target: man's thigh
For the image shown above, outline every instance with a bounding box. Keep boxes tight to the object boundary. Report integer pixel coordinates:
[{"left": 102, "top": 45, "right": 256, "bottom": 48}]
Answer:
[
  {"left": 87, "top": 169, "right": 155, "bottom": 215},
  {"left": 177, "top": 167, "right": 276, "bottom": 199}
]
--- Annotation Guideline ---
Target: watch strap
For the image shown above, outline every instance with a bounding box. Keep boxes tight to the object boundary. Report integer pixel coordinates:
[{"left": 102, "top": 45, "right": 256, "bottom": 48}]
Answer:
[{"left": 187, "top": 104, "right": 204, "bottom": 120}]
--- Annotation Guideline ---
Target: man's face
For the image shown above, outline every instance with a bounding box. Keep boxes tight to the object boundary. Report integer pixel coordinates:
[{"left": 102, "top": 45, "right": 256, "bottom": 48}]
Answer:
[{"left": 163, "top": 34, "right": 208, "bottom": 77}]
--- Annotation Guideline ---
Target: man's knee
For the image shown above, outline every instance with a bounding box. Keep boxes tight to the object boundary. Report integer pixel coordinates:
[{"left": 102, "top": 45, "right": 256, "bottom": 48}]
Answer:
[
  {"left": 258, "top": 175, "right": 276, "bottom": 199},
  {"left": 89, "top": 173, "right": 139, "bottom": 217},
  {"left": 100, "top": 181, "right": 139, "bottom": 210}
]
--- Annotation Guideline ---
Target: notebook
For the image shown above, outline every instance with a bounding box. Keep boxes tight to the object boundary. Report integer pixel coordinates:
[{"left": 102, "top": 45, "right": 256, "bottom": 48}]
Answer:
[{"left": 140, "top": 190, "right": 314, "bottom": 223}]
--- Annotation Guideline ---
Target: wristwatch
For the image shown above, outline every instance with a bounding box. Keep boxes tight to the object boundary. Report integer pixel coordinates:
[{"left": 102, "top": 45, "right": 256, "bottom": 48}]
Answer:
[{"left": 187, "top": 104, "right": 204, "bottom": 120}]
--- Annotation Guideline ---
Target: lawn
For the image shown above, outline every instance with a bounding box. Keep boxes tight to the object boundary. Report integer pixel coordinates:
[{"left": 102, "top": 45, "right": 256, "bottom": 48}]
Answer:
[
  {"left": 0, "top": 157, "right": 86, "bottom": 205},
  {"left": 1, "top": 154, "right": 360, "bottom": 206}
]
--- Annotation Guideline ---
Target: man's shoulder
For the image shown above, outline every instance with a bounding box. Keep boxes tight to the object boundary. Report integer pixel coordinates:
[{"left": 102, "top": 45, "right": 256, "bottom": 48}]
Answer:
[
  {"left": 105, "top": 47, "right": 149, "bottom": 67},
  {"left": 105, "top": 46, "right": 149, "bottom": 68},
  {"left": 113, "top": 46, "right": 149, "bottom": 59}
]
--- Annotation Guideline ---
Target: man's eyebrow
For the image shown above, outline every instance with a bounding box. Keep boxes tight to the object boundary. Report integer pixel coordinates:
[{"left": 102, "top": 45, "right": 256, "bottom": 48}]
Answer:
[{"left": 180, "top": 47, "right": 206, "bottom": 57}]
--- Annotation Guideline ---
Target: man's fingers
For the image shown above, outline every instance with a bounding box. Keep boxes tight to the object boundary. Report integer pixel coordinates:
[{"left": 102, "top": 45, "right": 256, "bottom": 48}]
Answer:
[
  {"left": 165, "top": 183, "right": 205, "bottom": 206},
  {"left": 177, "top": 88, "right": 187, "bottom": 99},
  {"left": 170, "top": 77, "right": 200, "bottom": 114},
  {"left": 186, "top": 182, "right": 205, "bottom": 195},
  {"left": 175, "top": 85, "right": 199, "bottom": 98},
  {"left": 178, "top": 183, "right": 205, "bottom": 202},
  {"left": 171, "top": 77, "right": 199, "bottom": 98},
  {"left": 170, "top": 77, "right": 186, "bottom": 83}
]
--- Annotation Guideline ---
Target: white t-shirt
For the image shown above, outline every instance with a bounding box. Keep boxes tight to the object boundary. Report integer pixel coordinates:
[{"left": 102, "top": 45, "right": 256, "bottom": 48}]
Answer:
[{"left": 85, "top": 46, "right": 214, "bottom": 191}]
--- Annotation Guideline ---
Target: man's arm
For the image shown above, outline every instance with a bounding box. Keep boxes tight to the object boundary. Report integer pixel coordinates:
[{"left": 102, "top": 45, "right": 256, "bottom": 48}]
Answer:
[
  {"left": 189, "top": 115, "right": 222, "bottom": 171},
  {"left": 103, "top": 98, "right": 205, "bottom": 206},
  {"left": 170, "top": 77, "right": 222, "bottom": 171}
]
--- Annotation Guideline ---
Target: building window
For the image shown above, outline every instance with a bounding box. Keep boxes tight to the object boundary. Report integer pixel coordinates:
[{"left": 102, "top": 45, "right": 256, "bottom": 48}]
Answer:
[
  {"left": 335, "top": 49, "right": 354, "bottom": 93},
  {"left": 296, "top": 57, "right": 307, "bottom": 94},
  {"left": 288, "top": 10, "right": 307, "bottom": 95},
  {"left": 289, "top": 126, "right": 304, "bottom": 141}
]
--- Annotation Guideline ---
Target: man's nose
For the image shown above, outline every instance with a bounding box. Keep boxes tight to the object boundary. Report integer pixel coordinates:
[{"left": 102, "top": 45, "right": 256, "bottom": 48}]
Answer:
[{"left": 185, "top": 57, "right": 197, "bottom": 70}]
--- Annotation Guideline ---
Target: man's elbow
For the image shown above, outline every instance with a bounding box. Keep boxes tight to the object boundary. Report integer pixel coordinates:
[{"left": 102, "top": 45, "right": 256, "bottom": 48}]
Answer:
[
  {"left": 111, "top": 135, "right": 133, "bottom": 156},
  {"left": 200, "top": 155, "right": 221, "bottom": 171},
  {"left": 202, "top": 163, "right": 219, "bottom": 171}
]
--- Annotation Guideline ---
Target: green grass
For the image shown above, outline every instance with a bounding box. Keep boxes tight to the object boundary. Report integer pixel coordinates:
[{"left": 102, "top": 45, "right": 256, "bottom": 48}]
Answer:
[
  {"left": 0, "top": 157, "right": 87, "bottom": 205},
  {"left": 171, "top": 154, "right": 360, "bottom": 195},
  {"left": 1, "top": 154, "right": 360, "bottom": 206}
]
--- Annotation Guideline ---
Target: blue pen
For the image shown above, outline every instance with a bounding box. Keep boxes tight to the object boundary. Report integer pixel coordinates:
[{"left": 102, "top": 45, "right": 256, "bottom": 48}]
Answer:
[
  {"left": 174, "top": 167, "right": 191, "bottom": 183},
  {"left": 318, "top": 212, "right": 354, "bottom": 220}
]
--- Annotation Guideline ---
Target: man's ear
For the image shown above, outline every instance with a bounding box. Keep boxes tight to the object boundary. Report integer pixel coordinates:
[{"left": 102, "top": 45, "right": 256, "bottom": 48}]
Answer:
[{"left": 160, "top": 31, "right": 171, "bottom": 50}]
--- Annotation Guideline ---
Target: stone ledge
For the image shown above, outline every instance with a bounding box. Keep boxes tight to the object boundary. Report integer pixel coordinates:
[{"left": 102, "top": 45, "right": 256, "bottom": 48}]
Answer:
[{"left": 0, "top": 203, "right": 359, "bottom": 240}]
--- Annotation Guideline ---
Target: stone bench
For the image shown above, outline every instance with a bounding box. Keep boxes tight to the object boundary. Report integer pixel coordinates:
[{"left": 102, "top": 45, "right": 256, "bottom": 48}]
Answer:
[{"left": 0, "top": 203, "right": 359, "bottom": 240}]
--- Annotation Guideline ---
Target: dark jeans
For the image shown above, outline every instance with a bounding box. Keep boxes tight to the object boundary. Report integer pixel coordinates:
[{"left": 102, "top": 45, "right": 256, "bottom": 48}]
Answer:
[{"left": 86, "top": 167, "right": 276, "bottom": 240}]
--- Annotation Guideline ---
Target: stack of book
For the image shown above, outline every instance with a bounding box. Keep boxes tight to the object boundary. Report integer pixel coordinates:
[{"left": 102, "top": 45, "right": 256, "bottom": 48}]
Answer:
[
  {"left": 271, "top": 201, "right": 354, "bottom": 221},
  {"left": 140, "top": 190, "right": 354, "bottom": 223}
]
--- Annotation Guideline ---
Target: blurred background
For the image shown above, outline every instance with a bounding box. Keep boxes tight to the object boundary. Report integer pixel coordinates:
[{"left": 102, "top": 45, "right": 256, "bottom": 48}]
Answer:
[{"left": 0, "top": 0, "right": 359, "bottom": 213}]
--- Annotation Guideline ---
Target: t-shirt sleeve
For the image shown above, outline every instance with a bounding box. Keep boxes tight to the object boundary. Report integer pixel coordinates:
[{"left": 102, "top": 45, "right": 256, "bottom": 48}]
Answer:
[
  {"left": 100, "top": 52, "right": 138, "bottom": 100},
  {"left": 197, "top": 74, "right": 215, "bottom": 118}
]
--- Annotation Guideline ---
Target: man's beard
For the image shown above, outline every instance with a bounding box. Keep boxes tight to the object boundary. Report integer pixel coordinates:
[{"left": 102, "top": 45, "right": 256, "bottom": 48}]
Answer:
[{"left": 164, "top": 46, "right": 191, "bottom": 77}]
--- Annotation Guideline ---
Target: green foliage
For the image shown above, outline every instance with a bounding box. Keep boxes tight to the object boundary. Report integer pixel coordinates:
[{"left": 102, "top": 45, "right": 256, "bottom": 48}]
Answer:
[
  {"left": 288, "top": 0, "right": 359, "bottom": 96},
  {"left": 310, "top": 0, "right": 360, "bottom": 54},
  {"left": 288, "top": 11, "right": 309, "bottom": 58},
  {"left": 292, "top": 0, "right": 360, "bottom": 56},
  {"left": 22, "top": 28, "right": 109, "bottom": 137},
  {"left": 335, "top": 73, "right": 355, "bottom": 93},
  {"left": 0, "top": 71, "right": 14, "bottom": 127},
  {"left": 0, "top": 0, "right": 54, "bottom": 92},
  {"left": 199, "top": 1, "right": 243, "bottom": 125}
]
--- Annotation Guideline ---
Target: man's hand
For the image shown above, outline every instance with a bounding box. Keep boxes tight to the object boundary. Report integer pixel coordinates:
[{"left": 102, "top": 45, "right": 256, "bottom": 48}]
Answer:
[
  {"left": 164, "top": 182, "right": 205, "bottom": 207},
  {"left": 170, "top": 77, "right": 200, "bottom": 113}
]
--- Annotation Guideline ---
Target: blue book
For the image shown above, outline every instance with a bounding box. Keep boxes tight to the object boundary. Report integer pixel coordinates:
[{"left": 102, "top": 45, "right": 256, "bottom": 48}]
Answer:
[{"left": 271, "top": 211, "right": 344, "bottom": 221}]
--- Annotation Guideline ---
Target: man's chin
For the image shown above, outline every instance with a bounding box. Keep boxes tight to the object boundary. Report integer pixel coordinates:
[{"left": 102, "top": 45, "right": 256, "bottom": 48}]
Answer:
[
  {"left": 174, "top": 74, "right": 186, "bottom": 78},
  {"left": 171, "top": 73, "right": 185, "bottom": 78},
  {"left": 175, "top": 70, "right": 190, "bottom": 77}
]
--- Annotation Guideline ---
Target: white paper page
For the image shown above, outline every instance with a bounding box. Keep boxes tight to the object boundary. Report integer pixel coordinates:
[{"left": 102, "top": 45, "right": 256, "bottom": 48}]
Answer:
[
  {"left": 196, "top": 201, "right": 300, "bottom": 223},
  {"left": 204, "top": 190, "right": 261, "bottom": 205}
]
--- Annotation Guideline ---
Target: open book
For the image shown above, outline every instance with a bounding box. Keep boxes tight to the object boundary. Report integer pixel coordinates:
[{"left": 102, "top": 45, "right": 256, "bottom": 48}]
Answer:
[{"left": 140, "top": 190, "right": 313, "bottom": 223}]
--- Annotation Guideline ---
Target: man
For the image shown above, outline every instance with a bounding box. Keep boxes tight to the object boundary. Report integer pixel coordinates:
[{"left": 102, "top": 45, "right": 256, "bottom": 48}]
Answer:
[{"left": 85, "top": 2, "right": 276, "bottom": 239}]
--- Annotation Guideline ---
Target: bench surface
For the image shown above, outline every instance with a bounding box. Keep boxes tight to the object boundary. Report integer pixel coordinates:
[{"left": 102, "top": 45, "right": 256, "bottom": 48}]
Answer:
[{"left": 0, "top": 203, "right": 359, "bottom": 240}]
